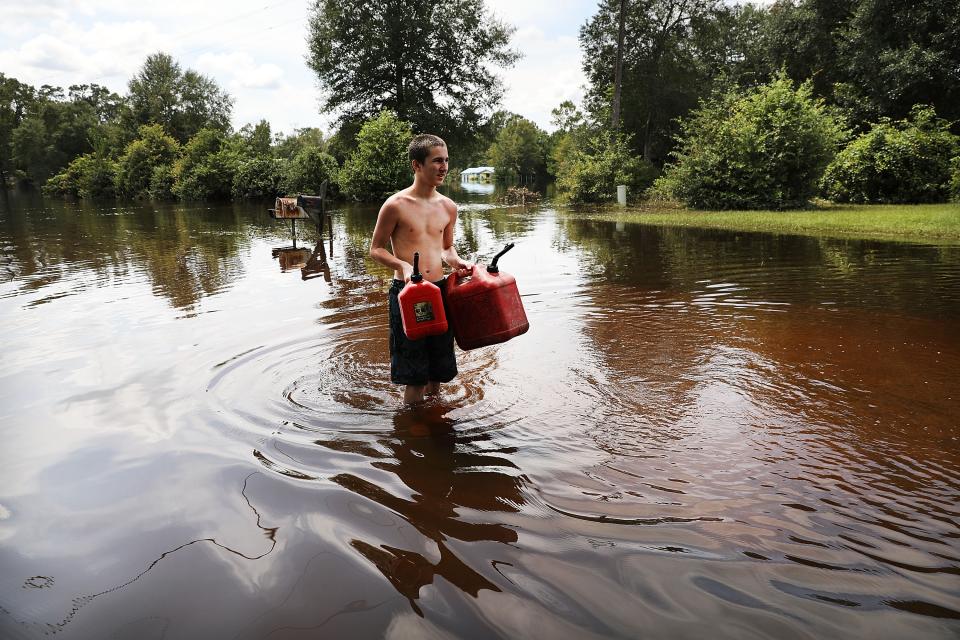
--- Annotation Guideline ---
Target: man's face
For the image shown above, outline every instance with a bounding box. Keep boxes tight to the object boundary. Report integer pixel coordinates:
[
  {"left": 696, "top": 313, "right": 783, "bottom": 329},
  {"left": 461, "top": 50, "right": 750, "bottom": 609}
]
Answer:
[{"left": 415, "top": 145, "right": 449, "bottom": 185}]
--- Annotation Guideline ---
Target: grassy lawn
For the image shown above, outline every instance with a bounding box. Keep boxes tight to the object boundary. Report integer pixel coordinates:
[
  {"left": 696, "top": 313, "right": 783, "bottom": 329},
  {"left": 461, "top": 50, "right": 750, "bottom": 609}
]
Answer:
[{"left": 572, "top": 202, "right": 960, "bottom": 244}]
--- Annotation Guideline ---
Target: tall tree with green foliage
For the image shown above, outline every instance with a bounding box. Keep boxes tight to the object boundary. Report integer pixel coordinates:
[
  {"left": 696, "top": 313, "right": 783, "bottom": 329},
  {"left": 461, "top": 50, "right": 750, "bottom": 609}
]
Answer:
[
  {"left": 836, "top": 0, "right": 960, "bottom": 128},
  {"left": 237, "top": 119, "right": 272, "bottom": 157},
  {"left": 763, "top": 0, "right": 856, "bottom": 99},
  {"left": 274, "top": 127, "right": 326, "bottom": 160},
  {"left": 125, "top": 52, "right": 233, "bottom": 144},
  {"left": 306, "top": 0, "right": 519, "bottom": 150},
  {"left": 762, "top": 0, "right": 960, "bottom": 131},
  {"left": 1, "top": 74, "right": 37, "bottom": 183},
  {"left": 581, "top": 0, "right": 744, "bottom": 163},
  {"left": 10, "top": 94, "right": 102, "bottom": 185}
]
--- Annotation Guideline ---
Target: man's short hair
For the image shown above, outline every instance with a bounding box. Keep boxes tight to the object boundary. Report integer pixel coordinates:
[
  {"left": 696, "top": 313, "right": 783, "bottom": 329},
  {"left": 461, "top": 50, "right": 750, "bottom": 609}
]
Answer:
[{"left": 408, "top": 134, "right": 446, "bottom": 165}]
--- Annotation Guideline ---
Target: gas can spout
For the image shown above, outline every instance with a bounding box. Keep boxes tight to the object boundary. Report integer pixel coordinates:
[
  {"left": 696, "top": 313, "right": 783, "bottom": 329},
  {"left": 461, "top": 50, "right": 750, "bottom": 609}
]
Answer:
[
  {"left": 411, "top": 252, "right": 423, "bottom": 282},
  {"left": 487, "top": 243, "right": 515, "bottom": 273}
]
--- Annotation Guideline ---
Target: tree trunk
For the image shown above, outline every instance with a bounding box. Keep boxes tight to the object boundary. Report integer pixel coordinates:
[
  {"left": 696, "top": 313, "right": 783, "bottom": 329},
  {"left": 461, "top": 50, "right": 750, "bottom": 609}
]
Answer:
[
  {"left": 643, "top": 113, "right": 652, "bottom": 162},
  {"left": 395, "top": 63, "right": 405, "bottom": 121},
  {"left": 612, "top": 0, "right": 627, "bottom": 132}
]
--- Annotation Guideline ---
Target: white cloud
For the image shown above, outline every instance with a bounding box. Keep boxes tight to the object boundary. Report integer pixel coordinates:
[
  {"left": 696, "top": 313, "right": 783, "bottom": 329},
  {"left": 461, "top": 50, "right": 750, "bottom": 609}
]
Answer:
[
  {"left": 196, "top": 52, "right": 286, "bottom": 90},
  {"left": 498, "top": 28, "right": 587, "bottom": 131},
  {"left": 1, "top": 0, "right": 598, "bottom": 135},
  {"left": 17, "top": 34, "right": 86, "bottom": 72}
]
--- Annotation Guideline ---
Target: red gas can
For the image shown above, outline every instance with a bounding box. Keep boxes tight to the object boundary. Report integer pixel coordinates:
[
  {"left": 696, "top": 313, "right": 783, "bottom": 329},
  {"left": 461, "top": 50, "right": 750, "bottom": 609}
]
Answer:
[
  {"left": 446, "top": 243, "right": 529, "bottom": 350},
  {"left": 398, "top": 252, "right": 448, "bottom": 340}
]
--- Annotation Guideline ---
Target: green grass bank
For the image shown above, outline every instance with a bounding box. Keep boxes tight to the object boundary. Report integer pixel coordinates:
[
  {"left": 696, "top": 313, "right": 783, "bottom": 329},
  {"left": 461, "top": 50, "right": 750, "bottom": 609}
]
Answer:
[{"left": 570, "top": 202, "right": 960, "bottom": 245}]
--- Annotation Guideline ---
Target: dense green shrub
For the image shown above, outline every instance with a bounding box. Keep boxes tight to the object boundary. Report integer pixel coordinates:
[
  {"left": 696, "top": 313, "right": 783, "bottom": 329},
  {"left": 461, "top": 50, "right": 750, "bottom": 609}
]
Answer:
[
  {"left": 233, "top": 157, "right": 288, "bottom": 199},
  {"left": 283, "top": 147, "right": 339, "bottom": 197},
  {"left": 820, "top": 106, "right": 960, "bottom": 204},
  {"left": 172, "top": 128, "right": 238, "bottom": 200},
  {"left": 115, "top": 124, "right": 180, "bottom": 199},
  {"left": 339, "top": 111, "right": 413, "bottom": 201},
  {"left": 42, "top": 155, "right": 85, "bottom": 197},
  {"left": 44, "top": 153, "right": 117, "bottom": 199},
  {"left": 41, "top": 170, "right": 75, "bottom": 197},
  {"left": 654, "top": 73, "right": 844, "bottom": 209},
  {"left": 555, "top": 131, "right": 657, "bottom": 204}
]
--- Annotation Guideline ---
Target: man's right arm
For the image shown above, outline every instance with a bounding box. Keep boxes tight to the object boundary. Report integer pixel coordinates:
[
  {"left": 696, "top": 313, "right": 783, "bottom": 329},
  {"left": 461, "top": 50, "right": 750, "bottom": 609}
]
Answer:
[{"left": 370, "top": 200, "right": 413, "bottom": 281}]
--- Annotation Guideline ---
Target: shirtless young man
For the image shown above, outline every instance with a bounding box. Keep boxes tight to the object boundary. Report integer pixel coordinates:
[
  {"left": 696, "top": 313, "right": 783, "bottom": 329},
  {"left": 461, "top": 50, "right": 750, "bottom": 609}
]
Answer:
[{"left": 369, "top": 134, "right": 472, "bottom": 404}]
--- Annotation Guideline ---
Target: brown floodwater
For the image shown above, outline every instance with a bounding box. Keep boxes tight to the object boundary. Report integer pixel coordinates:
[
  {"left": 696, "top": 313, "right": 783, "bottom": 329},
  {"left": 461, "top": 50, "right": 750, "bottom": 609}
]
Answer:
[{"left": 1, "top": 189, "right": 958, "bottom": 639}]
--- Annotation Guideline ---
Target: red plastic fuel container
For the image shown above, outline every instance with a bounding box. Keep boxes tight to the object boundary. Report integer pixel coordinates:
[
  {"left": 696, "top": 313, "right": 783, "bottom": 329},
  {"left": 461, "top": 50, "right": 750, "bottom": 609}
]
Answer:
[
  {"left": 398, "top": 252, "right": 448, "bottom": 340},
  {"left": 445, "top": 243, "right": 529, "bottom": 350}
]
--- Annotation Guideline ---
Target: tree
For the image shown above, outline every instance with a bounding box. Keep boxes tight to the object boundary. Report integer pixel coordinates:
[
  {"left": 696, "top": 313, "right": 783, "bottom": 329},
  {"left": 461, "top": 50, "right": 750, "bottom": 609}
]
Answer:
[
  {"left": 580, "top": 0, "right": 726, "bottom": 163},
  {"left": 339, "top": 111, "right": 412, "bottom": 202},
  {"left": 43, "top": 152, "right": 117, "bottom": 199},
  {"left": 546, "top": 101, "right": 588, "bottom": 179},
  {"left": 820, "top": 105, "right": 959, "bottom": 204},
  {"left": 172, "top": 128, "right": 238, "bottom": 201},
  {"left": 125, "top": 52, "right": 233, "bottom": 143},
  {"left": 115, "top": 124, "right": 180, "bottom": 199},
  {"left": 237, "top": 119, "right": 272, "bottom": 157},
  {"left": 612, "top": 0, "right": 627, "bottom": 130},
  {"left": 274, "top": 127, "right": 326, "bottom": 160},
  {"left": 486, "top": 116, "right": 547, "bottom": 183},
  {"left": 283, "top": 147, "right": 339, "bottom": 197},
  {"left": 0, "top": 74, "right": 37, "bottom": 184},
  {"left": 67, "top": 83, "right": 124, "bottom": 124},
  {"left": 306, "top": 0, "right": 519, "bottom": 150},
  {"left": 836, "top": 0, "right": 960, "bottom": 128},
  {"left": 763, "top": 0, "right": 856, "bottom": 100},
  {"left": 10, "top": 97, "right": 101, "bottom": 186},
  {"left": 233, "top": 157, "right": 288, "bottom": 200},
  {"left": 654, "top": 72, "right": 844, "bottom": 209},
  {"left": 556, "top": 131, "right": 657, "bottom": 203}
]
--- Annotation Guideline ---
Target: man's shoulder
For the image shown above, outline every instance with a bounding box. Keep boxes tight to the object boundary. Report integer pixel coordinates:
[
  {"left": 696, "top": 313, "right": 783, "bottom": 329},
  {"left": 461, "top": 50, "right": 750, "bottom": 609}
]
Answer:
[
  {"left": 436, "top": 192, "right": 457, "bottom": 213},
  {"left": 380, "top": 188, "right": 413, "bottom": 213}
]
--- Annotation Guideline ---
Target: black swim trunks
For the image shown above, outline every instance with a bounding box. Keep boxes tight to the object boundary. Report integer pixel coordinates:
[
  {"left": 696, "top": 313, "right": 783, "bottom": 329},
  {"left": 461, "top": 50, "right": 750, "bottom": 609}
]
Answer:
[{"left": 388, "top": 278, "right": 457, "bottom": 385}]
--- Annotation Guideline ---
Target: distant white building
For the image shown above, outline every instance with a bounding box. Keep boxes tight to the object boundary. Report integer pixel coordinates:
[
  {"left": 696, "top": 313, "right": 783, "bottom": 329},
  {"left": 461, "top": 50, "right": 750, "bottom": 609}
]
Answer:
[{"left": 460, "top": 166, "right": 495, "bottom": 182}]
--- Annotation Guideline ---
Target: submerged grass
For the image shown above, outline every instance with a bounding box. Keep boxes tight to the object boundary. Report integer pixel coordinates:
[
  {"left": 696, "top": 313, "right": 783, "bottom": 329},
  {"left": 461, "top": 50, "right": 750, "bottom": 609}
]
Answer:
[{"left": 571, "top": 202, "right": 960, "bottom": 245}]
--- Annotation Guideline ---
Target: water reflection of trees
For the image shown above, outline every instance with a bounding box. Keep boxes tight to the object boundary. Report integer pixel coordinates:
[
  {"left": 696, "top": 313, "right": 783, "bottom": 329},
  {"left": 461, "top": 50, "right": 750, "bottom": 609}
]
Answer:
[
  {"left": 1, "top": 196, "right": 255, "bottom": 310},
  {"left": 458, "top": 206, "right": 539, "bottom": 250},
  {"left": 556, "top": 216, "right": 960, "bottom": 315},
  {"left": 555, "top": 214, "right": 960, "bottom": 454},
  {"left": 324, "top": 408, "right": 524, "bottom": 614}
]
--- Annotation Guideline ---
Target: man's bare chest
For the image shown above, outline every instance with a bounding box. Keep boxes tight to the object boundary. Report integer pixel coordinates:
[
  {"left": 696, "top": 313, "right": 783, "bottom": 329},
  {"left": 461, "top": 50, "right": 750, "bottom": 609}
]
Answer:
[{"left": 397, "top": 208, "right": 448, "bottom": 237}]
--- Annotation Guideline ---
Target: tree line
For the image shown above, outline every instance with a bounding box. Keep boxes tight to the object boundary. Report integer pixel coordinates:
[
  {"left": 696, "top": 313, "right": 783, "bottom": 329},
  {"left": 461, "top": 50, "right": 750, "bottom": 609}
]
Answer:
[{"left": 2, "top": 0, "right": 958, "bottom": 207}]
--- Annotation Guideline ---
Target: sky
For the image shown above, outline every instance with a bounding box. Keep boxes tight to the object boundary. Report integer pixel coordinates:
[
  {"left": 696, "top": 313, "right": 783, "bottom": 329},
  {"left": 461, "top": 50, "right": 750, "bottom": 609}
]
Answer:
[
  {"left": 0, "top": 0, "right": 600, "bottom": 136},
  {"left": 1, "top": 1, "right": 773, "bottom": 137}
]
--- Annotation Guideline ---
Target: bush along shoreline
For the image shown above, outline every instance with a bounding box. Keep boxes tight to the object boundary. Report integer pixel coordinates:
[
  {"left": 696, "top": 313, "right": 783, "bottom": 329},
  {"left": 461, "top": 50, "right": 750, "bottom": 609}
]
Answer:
[{"left": 13, "top": 73, "right": 960, "bottom": 208}]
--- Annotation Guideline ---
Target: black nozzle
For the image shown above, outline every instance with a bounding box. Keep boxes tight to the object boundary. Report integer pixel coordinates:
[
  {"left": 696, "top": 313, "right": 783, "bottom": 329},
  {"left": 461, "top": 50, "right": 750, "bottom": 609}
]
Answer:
[
  {"left": 410, "top": 252, "right": 423, "bottom": 282},
  {"left": 487, "top": 243, "right": 515, "bottom": 273}
]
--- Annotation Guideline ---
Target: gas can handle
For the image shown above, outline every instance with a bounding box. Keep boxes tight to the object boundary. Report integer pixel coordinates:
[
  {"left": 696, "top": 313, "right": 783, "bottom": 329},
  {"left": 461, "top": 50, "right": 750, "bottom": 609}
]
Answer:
[
  {"left": 488, "top": 243, "right": 515, "bottom": 273},
  {"left": 448, "top": 263, "right": 475, "bottom": 288}
]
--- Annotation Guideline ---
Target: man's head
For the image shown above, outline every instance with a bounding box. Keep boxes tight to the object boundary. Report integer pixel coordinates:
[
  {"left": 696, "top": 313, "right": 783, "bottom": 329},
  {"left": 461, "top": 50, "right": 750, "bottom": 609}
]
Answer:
[{"left": 408, "top": 134, "right": 448, "bottom": 186}]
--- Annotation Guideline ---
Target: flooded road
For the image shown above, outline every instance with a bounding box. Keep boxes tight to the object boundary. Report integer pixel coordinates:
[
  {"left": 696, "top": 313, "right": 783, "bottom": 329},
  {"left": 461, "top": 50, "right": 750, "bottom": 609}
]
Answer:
[{"left": 1, "top": 191, "right": 958, "bottom": 638}]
